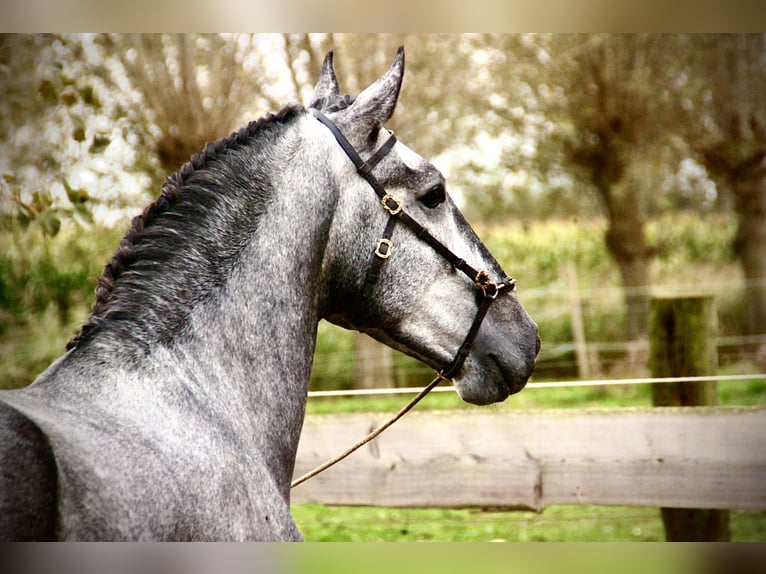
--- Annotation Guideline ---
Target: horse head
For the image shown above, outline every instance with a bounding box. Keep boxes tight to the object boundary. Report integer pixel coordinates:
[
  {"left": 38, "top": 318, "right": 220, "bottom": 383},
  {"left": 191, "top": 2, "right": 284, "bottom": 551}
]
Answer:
[{"left": 312, "top": 48, "right": 540, "bottom": 405}]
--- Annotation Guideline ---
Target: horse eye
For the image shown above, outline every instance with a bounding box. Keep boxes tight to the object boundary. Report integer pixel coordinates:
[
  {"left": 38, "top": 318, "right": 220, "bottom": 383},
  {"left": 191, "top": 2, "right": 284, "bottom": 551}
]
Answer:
[
  {"left": 367, "top": 128, "right": 381, "bottom": 147},
  {"left": 420, "top": 183, "right": 446, "bottom": 209}
]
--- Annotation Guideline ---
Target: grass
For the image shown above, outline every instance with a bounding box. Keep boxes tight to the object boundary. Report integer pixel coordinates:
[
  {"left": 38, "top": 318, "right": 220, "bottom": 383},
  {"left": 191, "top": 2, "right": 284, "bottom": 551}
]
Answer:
[{"left": 291, "top": 504, "right": 766, "bottom": 542}]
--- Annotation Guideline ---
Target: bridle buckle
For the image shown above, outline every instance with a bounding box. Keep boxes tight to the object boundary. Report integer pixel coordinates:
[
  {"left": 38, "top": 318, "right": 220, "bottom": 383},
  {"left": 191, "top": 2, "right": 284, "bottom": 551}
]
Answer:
[
  {"left": 381, "top": 193, "right": 402, "bottom": 215},
  {"left": 374, "top": 238, "right": 393, "bottom": 259},
  {"left": 474, "top": 270, "right": 494, "bottom": 297},
  {"left": 475, "top": 270, "right": 515, "bottom": 300}
]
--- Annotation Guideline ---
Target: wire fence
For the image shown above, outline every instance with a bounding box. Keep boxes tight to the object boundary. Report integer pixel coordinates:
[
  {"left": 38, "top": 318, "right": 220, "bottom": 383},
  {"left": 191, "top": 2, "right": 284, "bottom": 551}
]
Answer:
[
  {"left": 306, "top": 373, "right": 766, "bottom": 398},
  {"left": 309, "top": 332, "right": 766, "bottom": 391},
  {"left": 309, "top": 275, "right": 766, "bottom": 391},
  {"left": 303, "top": 279, "right": 766, "bottom": 541}
]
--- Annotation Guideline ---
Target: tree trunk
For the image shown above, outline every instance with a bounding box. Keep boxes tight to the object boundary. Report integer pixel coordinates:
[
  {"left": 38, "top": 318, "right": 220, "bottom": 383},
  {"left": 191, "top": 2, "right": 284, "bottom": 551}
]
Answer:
[
  {"left": 705, "top": 153, "right": 766, "bottom": 369},
  {"left": 610, "top": 244, "right": 651, "bottom": 342},
  {"left": 732, "top": 177, "right": 766, "bottom": 348},
  {"left": 602, "top": 178, "right": 652, "bottom": 342}
]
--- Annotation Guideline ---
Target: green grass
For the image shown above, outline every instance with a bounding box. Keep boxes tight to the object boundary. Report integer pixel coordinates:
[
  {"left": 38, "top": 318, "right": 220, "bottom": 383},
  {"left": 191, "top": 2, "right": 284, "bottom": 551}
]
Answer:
[
  {"left": 305, "top": 385, "right": 648, "bottom": 415},
  {"left": 291, "top": 504, "right": 766, "bottom": 542}
]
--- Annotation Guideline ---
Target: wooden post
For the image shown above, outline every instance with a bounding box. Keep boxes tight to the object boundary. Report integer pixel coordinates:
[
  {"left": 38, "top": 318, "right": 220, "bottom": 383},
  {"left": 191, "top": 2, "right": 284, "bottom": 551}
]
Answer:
[
  {"left": 649, "top": 295, "right": 730, "bottom": 541},
  {"left": 353, "top": 332, "right": 395, "bottom": 389},
  {"left": 563, "top": 262, "right": 592, "bottom": 379}
]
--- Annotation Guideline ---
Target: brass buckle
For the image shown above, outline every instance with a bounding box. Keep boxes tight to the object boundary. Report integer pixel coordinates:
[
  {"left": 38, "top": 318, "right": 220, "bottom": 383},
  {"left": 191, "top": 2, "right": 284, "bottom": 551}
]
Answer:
[
  {"left": 375, "top": 238, "right": 393, "bottom": 259},
  {"left": 475, "top": 270, "right": 500, "bottom": 299},
  {"left": 381, "top": 194, "right": 402, "bottom": 215},
  {"left": 475, "top": 270, "right": 491, "bottom": 290}
]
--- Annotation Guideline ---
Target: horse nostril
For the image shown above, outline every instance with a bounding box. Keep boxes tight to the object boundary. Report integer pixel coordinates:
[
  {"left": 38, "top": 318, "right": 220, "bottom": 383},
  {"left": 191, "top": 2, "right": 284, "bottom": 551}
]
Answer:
[{"left": 535, "top": 334, "right": 542, "bottom": 356}]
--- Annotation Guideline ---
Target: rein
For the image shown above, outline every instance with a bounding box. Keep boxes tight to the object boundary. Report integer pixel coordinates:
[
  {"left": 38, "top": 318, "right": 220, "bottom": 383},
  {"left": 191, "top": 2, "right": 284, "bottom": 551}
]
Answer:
[{"left": 291, "top": 110, "right": 516, "bottom": 489}]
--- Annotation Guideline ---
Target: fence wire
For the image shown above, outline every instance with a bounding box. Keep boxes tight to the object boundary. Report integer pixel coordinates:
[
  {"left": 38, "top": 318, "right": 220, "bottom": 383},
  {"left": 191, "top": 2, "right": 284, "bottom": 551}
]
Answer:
[{"left": 307, "top": 373, "right": 766, "bottom": 398}]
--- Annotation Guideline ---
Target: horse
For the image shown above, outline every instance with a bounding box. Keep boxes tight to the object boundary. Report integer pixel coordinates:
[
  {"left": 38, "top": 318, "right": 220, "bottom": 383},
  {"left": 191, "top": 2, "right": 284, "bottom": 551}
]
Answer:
[{"left": 0, "top": 47, "right": 539, "bottom": 541}]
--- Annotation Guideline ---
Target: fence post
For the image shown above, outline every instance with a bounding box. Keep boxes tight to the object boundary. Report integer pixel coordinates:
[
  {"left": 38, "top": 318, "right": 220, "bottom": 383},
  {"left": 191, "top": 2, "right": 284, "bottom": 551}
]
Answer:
[
  {"left": 563, "top": 262, "right": 592, "bottom": 379},
  {"left": 353, "top": 332, "right": 395, "bottom": 389},
  {"left": 649, "top": 295, "right": 730, "bottom": 541}
]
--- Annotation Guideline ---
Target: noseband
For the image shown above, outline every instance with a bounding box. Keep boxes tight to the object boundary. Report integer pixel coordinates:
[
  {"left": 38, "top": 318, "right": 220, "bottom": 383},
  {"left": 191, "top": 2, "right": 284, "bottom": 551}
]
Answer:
[{"left": 311, "top": 108, "right": 516, "bottom": 380}]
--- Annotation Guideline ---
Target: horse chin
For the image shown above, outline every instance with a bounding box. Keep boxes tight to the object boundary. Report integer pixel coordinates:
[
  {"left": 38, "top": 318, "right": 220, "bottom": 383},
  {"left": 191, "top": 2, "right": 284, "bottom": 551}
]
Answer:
[
  {"left": 453, "top": 354, "right": 530, "bottom": 406},
  {"left": 454, "top": 377, "right": 510, "bottom": 406}
]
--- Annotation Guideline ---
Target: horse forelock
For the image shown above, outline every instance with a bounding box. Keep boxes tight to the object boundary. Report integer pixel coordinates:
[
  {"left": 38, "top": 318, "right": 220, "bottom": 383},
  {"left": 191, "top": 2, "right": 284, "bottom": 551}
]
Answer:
[{"left": 67, "top": 104, "right": 305, "bottom": 352}]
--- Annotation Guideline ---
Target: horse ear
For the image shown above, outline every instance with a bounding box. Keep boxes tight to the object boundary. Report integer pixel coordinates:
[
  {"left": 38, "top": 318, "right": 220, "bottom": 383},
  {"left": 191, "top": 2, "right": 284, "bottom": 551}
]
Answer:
[
  {"left": 347, "top": 46, "right": 405, "bottom": 131},
  {"left": 309, "top": 51, "right": 340, "bottom": 108}
]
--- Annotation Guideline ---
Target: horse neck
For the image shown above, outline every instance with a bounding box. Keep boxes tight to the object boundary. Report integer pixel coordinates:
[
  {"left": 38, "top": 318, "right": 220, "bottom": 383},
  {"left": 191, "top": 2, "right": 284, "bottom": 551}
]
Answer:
[
  {"left": 167, "top": 206, "right": 326, "bottom": 488},
  {"left": 69, "top": 115, "right": 338, "bottom": 491},
  {"left": 159, "top": 139, "right": 337, "bottom": 488}
]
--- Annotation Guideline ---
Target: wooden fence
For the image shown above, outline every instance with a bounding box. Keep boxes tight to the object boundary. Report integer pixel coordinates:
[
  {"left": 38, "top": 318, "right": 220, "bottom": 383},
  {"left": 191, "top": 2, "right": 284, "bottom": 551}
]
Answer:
[{"left": 291, "top": 406, "right": 766, "bottom": 511}]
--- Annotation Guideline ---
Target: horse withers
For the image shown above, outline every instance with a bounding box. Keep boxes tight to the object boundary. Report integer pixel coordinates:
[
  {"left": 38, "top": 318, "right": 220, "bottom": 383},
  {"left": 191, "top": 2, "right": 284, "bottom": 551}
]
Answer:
[{"left": 0, "top": 47, "right": 539, "bottom": 540}]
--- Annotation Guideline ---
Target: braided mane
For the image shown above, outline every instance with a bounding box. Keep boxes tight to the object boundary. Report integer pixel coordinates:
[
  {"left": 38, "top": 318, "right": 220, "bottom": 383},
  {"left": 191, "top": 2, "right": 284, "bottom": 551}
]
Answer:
[{"left": 67, "top": 104, "right": 304, "bottom": 351}]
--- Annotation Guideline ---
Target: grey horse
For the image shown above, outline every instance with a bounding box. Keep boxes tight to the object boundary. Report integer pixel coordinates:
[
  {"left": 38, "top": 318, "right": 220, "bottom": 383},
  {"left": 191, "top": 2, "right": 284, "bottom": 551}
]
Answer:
[{"left": 0, "top": 48, "right": 539, "bottom": 541}]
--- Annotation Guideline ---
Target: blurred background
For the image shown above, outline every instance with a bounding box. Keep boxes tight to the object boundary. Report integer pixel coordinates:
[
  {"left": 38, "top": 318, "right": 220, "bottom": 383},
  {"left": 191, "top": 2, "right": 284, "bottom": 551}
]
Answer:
[{"left": 1, "top": 33, "right": 763, "bottom": 392}]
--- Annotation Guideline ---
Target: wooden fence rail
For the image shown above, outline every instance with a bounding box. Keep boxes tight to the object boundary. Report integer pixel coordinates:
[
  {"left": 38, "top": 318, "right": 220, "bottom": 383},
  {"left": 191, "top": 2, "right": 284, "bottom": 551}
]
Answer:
[{"left": 291, "top": 406, "right": 766, "bottom": 511}]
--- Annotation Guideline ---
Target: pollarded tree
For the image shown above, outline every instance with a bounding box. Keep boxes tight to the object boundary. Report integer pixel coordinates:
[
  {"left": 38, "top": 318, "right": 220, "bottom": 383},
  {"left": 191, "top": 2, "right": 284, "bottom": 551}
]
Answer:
[
  {"left": 458, "top": 34, "right": 765, "bottom": 353},
  {"left": 553, "top": 35, "right": 680, "bottom": 341},
  {"left": 91, "top": 34, "right": 297, "bottom": 184},
  {"left": 683, "top": 34, "right": 766, "bottom": 345},
  {"left": 473, "top": 34, "right": 687, "bottom": 342}
]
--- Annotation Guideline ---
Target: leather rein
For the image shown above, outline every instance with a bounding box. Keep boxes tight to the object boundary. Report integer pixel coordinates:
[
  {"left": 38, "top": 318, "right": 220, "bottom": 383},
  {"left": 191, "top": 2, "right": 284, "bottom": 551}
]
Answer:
[{"left": 290, "top": 109, "right": 516, "bottom": 488}]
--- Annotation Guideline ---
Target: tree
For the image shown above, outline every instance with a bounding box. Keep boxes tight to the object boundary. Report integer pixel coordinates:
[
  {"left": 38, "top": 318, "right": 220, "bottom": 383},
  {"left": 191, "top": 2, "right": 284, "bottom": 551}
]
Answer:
[
  {"left": 683, "top": 35, "right": 766, "bottom": 347},
  {"left": 473, "top": 35, "right": 686, "bottom": 341},
  {"left": 556, "top": 35, "right": 682, "bottom": 341},
  {"left": 0, "top": 34, "right": 105, "bottom": 233},
  {"left": 86, "top": 34, "right": 298, "bottom": 184}
]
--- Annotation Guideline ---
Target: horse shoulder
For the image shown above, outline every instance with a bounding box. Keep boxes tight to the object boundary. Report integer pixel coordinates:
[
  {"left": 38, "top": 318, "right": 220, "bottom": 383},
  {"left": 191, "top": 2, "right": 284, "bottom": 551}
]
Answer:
[{"left": 0, "top": 398, "right": 59, "bottom": 541}]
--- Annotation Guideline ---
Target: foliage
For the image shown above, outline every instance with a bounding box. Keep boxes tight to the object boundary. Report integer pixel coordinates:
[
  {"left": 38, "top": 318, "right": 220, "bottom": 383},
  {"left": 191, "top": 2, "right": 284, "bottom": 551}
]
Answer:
[
  {"left": 0, "top": 35, "right": 120, "bottom": 230},
  {"left": 0, "top": 221, "right": 122, "bottom": 388},
  {"left": 88, "top": 34, "right": 306, "bottom": 184}
]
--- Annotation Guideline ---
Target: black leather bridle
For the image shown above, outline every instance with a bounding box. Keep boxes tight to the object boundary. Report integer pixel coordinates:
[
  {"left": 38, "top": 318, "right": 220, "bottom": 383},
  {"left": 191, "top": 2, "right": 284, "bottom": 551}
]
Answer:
[{"left": 311, "top": 108, "right": 517, "bottom": 381}]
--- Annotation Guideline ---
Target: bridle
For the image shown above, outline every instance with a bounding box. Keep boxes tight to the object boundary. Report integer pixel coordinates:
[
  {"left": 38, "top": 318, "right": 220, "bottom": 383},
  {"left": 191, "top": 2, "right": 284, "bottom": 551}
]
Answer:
[
  {"left": 290, "top": 109, "right": 517, "bottom": 489},
  {"left": 310, "top": 108, "right": 517, "bottom": 379}
]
